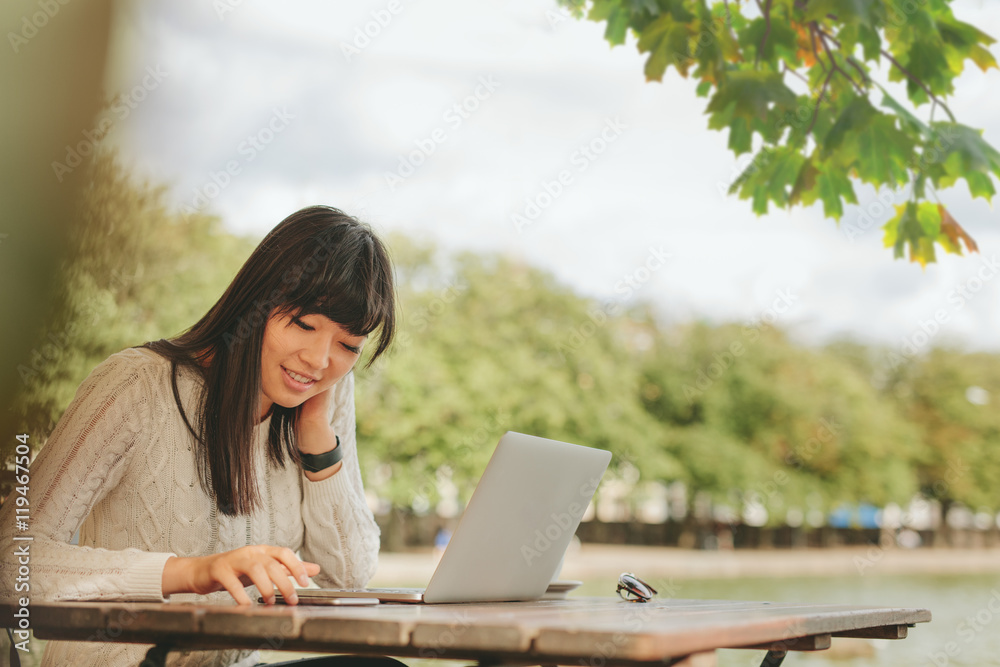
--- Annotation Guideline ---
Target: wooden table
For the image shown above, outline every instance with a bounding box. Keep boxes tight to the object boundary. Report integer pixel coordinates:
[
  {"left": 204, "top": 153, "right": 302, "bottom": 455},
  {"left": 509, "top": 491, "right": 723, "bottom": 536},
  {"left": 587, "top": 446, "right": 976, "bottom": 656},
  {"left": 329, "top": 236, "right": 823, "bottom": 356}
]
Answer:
[{"left": 3, "top": 597, "right": 930, "bottom": 667}]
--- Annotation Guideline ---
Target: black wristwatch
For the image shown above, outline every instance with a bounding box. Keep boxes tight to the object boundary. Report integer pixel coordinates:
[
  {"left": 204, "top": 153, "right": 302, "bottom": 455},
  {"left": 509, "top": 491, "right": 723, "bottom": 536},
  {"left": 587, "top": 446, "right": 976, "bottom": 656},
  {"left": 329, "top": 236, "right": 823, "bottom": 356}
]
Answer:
[{"left": 299, "top": 436, "right": 343, "bottom": 473}]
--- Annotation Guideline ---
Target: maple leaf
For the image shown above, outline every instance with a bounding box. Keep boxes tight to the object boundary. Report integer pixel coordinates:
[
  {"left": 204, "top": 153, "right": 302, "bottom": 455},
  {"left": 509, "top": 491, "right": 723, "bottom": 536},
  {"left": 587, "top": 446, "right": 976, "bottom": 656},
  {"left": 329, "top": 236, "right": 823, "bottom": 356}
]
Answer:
[
  {"left": 706, "top": 70, "right": 797, "bottom": 123},
  {"left": 637, "top": 13, "right": 693, "bottom": 80},
  {"left": 937, "top": 205, "right": 978, "bottom": 255},
  {"left": 927, "top": 123, "right": 1000, "bottom": 201}
]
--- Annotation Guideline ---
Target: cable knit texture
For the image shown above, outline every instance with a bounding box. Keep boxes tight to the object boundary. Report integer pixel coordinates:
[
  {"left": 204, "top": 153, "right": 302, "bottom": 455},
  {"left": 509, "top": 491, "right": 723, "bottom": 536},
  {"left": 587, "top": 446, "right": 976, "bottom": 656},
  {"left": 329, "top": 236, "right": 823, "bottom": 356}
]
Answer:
[{"left": 0, "top": 347, "right": 380, "bottom": 667}]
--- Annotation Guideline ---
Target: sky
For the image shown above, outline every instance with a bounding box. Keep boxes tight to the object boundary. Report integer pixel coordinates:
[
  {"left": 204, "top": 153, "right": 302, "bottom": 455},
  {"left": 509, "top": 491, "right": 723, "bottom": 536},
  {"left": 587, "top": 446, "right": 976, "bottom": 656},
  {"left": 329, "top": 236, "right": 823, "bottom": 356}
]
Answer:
[{"left": 104, "top": 0, "right": 1000, "bottom": 354}]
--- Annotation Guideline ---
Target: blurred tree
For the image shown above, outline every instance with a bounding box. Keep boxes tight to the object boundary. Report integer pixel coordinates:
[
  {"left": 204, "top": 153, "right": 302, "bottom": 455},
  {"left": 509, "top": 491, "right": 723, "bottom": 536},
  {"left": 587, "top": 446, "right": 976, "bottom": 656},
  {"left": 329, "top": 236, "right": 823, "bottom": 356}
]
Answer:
[
  {"left": 639, "top": 323, "right": 924, "bottom": 521},
  {"left": 886, "top": 348, "right": 1000, "bottom": 510},
  {"left": 558, "top": 0, "right": 998, "bottom": 266},
  {"left": 12, "top": 152, "right": 257, "bottom": 436},
  {"left": 356, "top": 241, "right": 681, "bottom": 508},
  {"left": 15, "top": 154, "right": 1000, "bottom": 522},
  {"left": 1, "top": 0, "right": 112, "bottom": 464}
]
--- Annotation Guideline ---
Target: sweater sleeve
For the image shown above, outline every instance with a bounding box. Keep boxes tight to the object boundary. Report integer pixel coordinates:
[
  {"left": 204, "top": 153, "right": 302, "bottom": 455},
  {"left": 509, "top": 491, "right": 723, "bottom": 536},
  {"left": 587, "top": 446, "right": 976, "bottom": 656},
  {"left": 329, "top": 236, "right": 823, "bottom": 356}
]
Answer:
[
  {"left": 299, "top": 371, "right": 381, "bottom": 588},
  {"left": 0, "top": 351, "right": 175, "bottom": 602}
]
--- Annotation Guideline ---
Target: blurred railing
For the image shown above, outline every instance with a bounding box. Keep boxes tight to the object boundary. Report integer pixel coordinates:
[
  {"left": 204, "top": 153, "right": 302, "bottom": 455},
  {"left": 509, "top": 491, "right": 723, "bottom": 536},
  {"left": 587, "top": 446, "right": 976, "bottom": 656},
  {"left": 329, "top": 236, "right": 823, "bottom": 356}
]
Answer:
[{"left": 374, "top": 511, "right": 1000, "bottom": 551}]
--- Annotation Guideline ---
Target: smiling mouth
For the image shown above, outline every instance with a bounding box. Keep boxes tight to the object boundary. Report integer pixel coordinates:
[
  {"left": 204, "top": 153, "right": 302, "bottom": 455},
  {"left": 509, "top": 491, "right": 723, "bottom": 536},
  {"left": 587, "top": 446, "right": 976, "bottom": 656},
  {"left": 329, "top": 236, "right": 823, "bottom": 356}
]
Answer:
[{"left": 283, "top": 367, "right": 317, "bottom": 385}]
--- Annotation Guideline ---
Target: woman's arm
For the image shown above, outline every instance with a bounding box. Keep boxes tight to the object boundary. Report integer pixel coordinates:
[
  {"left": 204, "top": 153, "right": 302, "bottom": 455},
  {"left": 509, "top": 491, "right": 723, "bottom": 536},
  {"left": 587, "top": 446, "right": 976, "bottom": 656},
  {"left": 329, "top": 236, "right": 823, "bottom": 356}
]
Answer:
[
  {"left": 298, "top": 371, "right": 381, "bottom": 588},
  {"left": 0, "top": 352, "right": 175, "bottom": 601}
]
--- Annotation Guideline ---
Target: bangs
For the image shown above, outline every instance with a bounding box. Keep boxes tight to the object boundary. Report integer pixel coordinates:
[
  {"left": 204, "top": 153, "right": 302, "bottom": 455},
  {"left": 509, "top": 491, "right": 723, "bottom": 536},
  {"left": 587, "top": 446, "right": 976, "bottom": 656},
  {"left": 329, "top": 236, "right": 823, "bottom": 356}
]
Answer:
[{"left": 273, "top": 223, "right": 396, "bottom": 364}]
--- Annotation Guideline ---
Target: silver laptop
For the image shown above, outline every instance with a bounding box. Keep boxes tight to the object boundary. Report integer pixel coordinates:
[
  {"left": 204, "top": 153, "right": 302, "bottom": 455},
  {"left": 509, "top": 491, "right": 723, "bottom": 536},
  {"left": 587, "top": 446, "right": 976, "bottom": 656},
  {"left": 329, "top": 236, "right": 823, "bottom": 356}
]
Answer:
[{"left": 288, "top": 431, "right": 611, "bottom": 604}]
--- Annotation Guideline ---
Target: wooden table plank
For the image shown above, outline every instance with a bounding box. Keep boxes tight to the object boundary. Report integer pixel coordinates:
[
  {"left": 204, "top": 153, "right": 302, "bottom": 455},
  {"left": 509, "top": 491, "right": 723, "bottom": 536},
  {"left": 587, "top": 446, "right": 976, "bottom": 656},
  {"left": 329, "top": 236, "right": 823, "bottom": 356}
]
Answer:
[
  {"left": 833, "top": 624, "right": 908, "bottom": 639},
  {"left": 33, "top": 602, "right": 203, "bottom": 643},
  {"left": 742, "top": 634, "right": 832, "bottom": 651},
  {"left": 199, "top": 603, "right": 306, "bottom": 640},
  {"left": 527, "top": 599, "right": 929, "bottom": 661},
  {"left": 300, "top": 615, "right": 415, "bottom": 648},
  {"left": 3, "top": 597, "right": 931, "bottom": 665},
  {"left": 410, "top": 606, "right": 534, "bottom": 653}
]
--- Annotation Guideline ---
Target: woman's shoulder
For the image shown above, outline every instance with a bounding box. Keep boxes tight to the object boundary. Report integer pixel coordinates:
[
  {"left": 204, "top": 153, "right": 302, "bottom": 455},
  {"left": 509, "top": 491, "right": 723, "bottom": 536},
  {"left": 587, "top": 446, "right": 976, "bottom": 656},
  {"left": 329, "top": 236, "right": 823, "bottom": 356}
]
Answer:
[
  {"left": 91, "top": 346, "right": 172, "bottom": 378},
  {"left": 53, "top": 347, "right": 178, "bottom": 439},
  {"left": 78, "top": 346, "right": 177, "bottom": 400}
]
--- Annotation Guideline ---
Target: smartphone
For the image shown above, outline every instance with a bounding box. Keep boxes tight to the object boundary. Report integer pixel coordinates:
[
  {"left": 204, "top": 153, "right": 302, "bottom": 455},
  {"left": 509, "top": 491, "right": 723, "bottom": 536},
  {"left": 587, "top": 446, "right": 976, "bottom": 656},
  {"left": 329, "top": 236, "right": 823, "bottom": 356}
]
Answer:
[{"left": 261, "top": 594, "right": 381, "bottom": 606}]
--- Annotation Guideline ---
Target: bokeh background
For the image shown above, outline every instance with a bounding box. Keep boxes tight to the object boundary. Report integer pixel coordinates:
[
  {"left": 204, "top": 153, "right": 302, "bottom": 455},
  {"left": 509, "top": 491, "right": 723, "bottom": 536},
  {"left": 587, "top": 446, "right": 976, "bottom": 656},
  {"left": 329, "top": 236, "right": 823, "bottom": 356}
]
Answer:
[{"left": 4, "top": 1, "right": 1000, "bottom": 665}]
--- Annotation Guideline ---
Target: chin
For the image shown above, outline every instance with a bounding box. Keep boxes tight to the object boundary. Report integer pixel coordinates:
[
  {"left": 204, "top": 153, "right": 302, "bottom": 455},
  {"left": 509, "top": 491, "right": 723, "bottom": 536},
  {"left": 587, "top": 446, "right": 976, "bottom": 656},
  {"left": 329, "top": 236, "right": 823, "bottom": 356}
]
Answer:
[
  {"left": 278, "top": 396, "right": 309, "bottom": 409},
  {"left": 264, "top": 390, "right": 308, "bottom": 410}
]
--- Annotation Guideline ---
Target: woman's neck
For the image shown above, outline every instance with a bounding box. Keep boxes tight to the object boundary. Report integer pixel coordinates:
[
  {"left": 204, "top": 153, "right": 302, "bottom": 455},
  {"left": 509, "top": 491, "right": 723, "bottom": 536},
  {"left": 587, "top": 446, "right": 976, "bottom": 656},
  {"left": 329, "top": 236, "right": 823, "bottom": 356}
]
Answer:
[{"left": 258, "top": 397, "right": 274, "bottom": 424}]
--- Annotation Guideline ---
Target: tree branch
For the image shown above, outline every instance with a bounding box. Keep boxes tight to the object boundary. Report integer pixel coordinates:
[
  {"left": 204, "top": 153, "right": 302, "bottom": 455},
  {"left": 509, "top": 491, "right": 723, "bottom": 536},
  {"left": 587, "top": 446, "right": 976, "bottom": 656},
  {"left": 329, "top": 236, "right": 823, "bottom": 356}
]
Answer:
[
  {"left": 845, "top": 56, "right": 870, "bottom": 86},
  {"left": 814, "top": 28, "right": 871, "bottom": 87},
  {"left": 817, "top": 25, "right": 956, "bottom": 122},
  {"left": 808, "top": 70, "right": 834, "bottom": 137},
  {"left": 756, "top": 0, "right": 773, "bottom": 67},
  {"left": 809, "top": 25, "right": 827, "bottom": 74},
  {"left": 783, "top": 62, "right": 810, "bottom": 85},
  {"left": 815, "top": 25, "right": 865, "bottom": 95},
  {"left": 879, "top": 49, "right": 956, "bottom": 122}
]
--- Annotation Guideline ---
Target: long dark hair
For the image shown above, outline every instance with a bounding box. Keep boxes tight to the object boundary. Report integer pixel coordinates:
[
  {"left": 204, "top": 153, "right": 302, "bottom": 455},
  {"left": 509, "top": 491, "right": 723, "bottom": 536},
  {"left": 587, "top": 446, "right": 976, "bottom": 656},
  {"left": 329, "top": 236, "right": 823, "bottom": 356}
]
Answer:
[{"left": 144, "top": 205, "right": 396, "bottom": 516}]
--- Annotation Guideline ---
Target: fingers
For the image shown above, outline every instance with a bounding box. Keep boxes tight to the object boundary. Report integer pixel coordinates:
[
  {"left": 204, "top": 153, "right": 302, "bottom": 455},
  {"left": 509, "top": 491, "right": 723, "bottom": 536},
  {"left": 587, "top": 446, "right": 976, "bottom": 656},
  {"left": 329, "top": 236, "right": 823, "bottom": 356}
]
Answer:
[
  {"left": 245, "top": 561, "right": 279, "bottom": 605},
  {"left": 298, "top": 386, "right": 336, "bottom": 425},
  {"left": 215, "top": 567, "right": 253, "bottom": 606},
  {"left": 270, "top": 546, "right": 312, "bottom": 588},
  {"left": 265, "top": 560, "right": 298, "bottom": 605},
  {"left": 205, "top": 546, "right": 320, "bottom": 606}
]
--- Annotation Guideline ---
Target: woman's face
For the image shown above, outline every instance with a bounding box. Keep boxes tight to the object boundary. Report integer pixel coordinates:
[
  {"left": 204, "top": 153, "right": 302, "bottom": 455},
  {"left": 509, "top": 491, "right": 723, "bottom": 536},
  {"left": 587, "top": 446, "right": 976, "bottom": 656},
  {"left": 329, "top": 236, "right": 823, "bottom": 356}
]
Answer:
[{"left": 259, "top": 309, "right": 366, "bottom": 417}]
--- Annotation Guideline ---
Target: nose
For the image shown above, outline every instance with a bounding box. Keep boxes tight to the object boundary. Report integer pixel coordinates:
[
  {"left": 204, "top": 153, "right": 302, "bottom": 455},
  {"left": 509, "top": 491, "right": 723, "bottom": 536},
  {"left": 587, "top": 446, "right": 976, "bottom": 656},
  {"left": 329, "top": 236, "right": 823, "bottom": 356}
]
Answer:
[{"left": 299, "top": 334, "right": 332, "bottom": 372}]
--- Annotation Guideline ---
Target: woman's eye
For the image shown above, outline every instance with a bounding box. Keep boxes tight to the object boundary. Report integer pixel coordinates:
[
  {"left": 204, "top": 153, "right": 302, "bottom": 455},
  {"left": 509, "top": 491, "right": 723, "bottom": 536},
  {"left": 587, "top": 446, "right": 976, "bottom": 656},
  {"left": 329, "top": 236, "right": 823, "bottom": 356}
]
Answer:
[{"left": 291, "top": 317, "right": 315, "bottom": 331}]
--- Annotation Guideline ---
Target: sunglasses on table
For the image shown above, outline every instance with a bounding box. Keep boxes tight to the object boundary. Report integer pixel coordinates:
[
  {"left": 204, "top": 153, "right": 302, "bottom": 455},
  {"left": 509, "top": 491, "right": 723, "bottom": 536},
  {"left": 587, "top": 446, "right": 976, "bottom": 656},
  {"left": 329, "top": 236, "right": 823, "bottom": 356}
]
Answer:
[{"left": 616, "top": 572, "right": 657, "bottom": 602}]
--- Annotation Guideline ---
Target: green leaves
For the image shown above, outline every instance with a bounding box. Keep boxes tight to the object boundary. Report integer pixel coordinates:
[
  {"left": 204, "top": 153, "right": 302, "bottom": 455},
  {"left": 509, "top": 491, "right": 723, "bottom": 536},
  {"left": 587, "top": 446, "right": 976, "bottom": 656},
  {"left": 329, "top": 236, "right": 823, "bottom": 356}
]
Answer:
[
  {"left": 740, "top": 15, "right": 799, "bottom": 64},
  {"left": 815, "top": 161, "right": 859, "bottom": 219},
  {"left": 729, "top": 145, "right": 806, "bottom": 215},
  {"left": 706, "top": 70, "right": 797, "bottom": 121},
  {"left": 561, "top": 0, "right": 1000, "bottom": 264},
  {"left": 893, "top": 38, "right": 953, "bottom": 103},
  {"left": 938, "top": 14, "right": 998, "bottom": 74},
  {"left": 637, "top": 13, "right": 692, "bottom": 79},
  {"left": 922, "top": 122, "right": 1000, "bottom": 200},
  {"left": 588, "top": 0, "right": 630, "bottom": 45},
  {"left": 879, "top": 89, "right": 930, "bottom": 139},
  {"left": 841, "top": 106, "right": 914, "bottom": 187},
  {"left": 727, "top": 117, "right": 752, "bottom": 154},
  {"left": 837, "top": 22, "right": 883, "bottom": 63},
  {"left": 827, "top": 97, "right": 915, "bottom": 188},
  {"left": 883, "top": 202, "right": 977, "bottom": 266},
  {"left": 801, "top": 0, "right": 883, "bottom": 29}
]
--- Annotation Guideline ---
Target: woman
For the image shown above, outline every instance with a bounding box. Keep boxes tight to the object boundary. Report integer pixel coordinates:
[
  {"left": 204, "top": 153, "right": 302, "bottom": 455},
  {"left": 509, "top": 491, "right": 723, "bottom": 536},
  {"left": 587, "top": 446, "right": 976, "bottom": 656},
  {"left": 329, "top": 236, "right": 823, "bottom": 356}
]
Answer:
[{"left": 0, "top": 206, "right": 396, "bottom": 666}]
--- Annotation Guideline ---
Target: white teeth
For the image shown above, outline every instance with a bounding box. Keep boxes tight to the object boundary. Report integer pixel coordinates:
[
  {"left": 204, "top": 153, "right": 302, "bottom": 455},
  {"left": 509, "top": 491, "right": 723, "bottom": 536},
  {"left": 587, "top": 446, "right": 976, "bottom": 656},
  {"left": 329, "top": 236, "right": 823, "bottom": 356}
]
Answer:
[{"left": 285, "top": 368, "right": 315, "bottom": 384}]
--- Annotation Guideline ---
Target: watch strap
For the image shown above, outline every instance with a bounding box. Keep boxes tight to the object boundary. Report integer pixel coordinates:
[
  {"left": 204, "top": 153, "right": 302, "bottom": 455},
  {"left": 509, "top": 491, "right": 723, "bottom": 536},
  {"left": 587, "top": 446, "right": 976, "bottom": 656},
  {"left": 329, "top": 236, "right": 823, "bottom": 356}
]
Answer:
[{"left": 299, "top": 435, "right": 343, "bottom": 473}]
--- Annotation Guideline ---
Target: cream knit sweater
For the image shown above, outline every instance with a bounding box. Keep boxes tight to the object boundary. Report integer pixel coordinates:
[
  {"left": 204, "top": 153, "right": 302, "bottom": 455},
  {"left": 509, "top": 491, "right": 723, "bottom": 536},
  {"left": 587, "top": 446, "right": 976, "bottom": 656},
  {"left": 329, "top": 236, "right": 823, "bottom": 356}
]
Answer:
[{"left": 0, "top": 347, "right": 381, "bottom": 667}]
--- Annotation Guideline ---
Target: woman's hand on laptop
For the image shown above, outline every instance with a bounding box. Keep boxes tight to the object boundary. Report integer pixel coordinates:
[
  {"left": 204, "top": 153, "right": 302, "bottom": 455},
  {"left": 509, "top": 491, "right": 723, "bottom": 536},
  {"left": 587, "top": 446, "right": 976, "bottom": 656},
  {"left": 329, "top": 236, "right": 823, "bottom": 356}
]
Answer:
[{"left": 162, "top": 545, "right": 320, "bottom": 605}]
